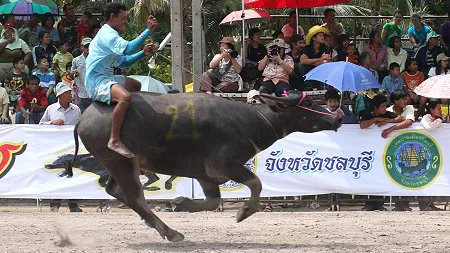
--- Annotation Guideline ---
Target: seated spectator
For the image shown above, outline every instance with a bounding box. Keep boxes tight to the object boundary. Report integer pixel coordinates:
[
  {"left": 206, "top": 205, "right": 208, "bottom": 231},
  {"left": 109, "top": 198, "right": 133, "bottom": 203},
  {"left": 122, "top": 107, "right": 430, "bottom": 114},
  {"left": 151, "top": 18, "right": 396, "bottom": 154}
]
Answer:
[
  {"left": 382, "top": 90, "right": 415, "bottom": 138},
  {"left": 335, "top": 34, "right": 350, "bottom": 62},
  {"left": 345, "top": 43, "right": 359, "bottom": 64},
  {"left": 0, "top": 85, "right": 9, "bottom": 124},
  {"left": 16, "top": 75, "right": 48, "bottom": 124},
  {"left": 300, "top": 26, "right": 331, "bottom": 76},
  {"left": 200, "top": 37, "right": 242, "bottom": 93},
  {"left": 428, "top": 53, "right": 449, "bottom": 77},
  {"left": 18, "top": 14, "right": 41, "bottom": 49},
  {"left": 408, "top": 14, "right": 432, "bottom": 50},
  {"left": 32, "top": 31, "right": 58, "bottom": 67},
  {"left": 363, "top": 29, "right": 388, "bottom": 80},
  {"left": 359, "top": 94, "right": 404, "bottom": 130},
  {"left": 387, "top": 36, "right": 408, "bottom": 72},
  {"left": 359, "top": 51, "right": 378, "bottom": 79},
  {"left": 321, "top": 8, "right": 345, "bottom": 49},
  {"left": 0, "top": 22, "right": 32, "bottom": 82},
  {"left": 381, "top": 62, "right": 404, "bottom": 95},
  {"left": 37, "top": 14, "right": 60, "bottom": 47},
  {"left": 324, "top": 88, "right": 357, "bottom": 124},
  {"left": 281, "top": 11, "right": 305, "bottom": 44},
  {"left": 440, "top": 11, "right": 450, "bottom": 55},
  {"left": 415, "top": 31, "right": 442, "bottom": 77},
  {"left": 354, "top": 52, "right": 379, "bottom": 115},
  {"left": 381, "top": 10, "right": 403, "bottom": 47},
  {"left": 288, "top": 34, "right": 305, "bottom": 90},
  {"left": 421, "top": 101, "right": 442, "bottom": 131},
  {"left": 4, "top": 56, "right": 29, "bottom": 112},
  {"left": 272, "top": 29, "right": 284, "bottom": 40},
  {"left": 52, "top": 39, "right": 74, "bottom": 81},
  {"left": 33, "top": 57, "right": 56, "bottom": 104},
  {"left": 258, "top": 39, "right": 294, "bottom": 97},
  {"left": 401, "top": 58, "right": 425, "bottom": 110},
  {"left": 76, "top": 12, "right": 92, "bottom": 48},
  {"left": 324, "top": 33, "right": 338, "bottom": 60},
  {"left": 245, "top": 28, "right": 266, "bottom": 66}
]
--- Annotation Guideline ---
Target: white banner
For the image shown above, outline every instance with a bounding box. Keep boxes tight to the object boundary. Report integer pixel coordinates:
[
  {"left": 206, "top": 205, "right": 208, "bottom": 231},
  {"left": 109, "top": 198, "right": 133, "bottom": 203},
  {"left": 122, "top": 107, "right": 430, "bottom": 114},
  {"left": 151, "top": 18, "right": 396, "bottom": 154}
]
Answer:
[{"left": 1, "top": 124, "right": 450, "bottom": 199}]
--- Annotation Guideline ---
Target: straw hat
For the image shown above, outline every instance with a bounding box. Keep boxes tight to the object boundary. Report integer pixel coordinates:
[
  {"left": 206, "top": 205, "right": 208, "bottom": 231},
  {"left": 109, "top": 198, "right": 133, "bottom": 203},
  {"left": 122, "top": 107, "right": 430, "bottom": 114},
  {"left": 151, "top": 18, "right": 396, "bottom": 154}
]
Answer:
[{"left": 305, "top": 25, "right": 330, "bottom": 45}]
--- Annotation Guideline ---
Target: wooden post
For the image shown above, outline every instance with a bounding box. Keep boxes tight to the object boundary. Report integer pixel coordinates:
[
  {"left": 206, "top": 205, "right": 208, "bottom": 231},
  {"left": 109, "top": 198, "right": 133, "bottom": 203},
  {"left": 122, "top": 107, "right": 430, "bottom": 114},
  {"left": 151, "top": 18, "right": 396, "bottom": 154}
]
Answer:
[
  {"left": 192, "top": 0, "right": 204, "bottom": 92},
  {"left": 170, "top": 0, "right": 185, "bottom": 92}
]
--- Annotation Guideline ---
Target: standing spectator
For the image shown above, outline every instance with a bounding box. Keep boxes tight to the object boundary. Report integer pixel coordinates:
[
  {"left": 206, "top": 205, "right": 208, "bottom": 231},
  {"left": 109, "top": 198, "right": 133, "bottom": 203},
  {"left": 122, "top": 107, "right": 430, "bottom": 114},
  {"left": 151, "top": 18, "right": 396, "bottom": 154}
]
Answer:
[
  {"left": 58, "top": 2, "right": 79, "bottom": 54},
  {"left": 415, "top": 31, "right": 442, "bottom": 77},
  {"left": 282, "top": 11, "right": 305, "bottom": 44},
  {"left": 401, "top": 58, "right": 425, "bottom": 105},
  {"left": 0, "top": 85, "right": 9, "bottom": 124},
  {"left": 324, "top": 88, "right": 357, "bottom": 124},
  {"left": 336, "top": 34, "right": 350, "bottom": 62},
  {"left": 200, "top": 37, "right": 242, "bottom": 93},
  {"left": 33, "top": 57, "right": 56, "bottom": 104},
  {"left": 321, "top": 8, "right": 345, "bottom": 49},
  {"left": 300, "top": 26, "right": 331, "bottom": 75},
  {"left": 52, "top": 39, "right": 74, "bottom": 80},
  {"left": 258, "top": 39, "right": 294, "bottom": 97},
  {"left": 381, "top": 62, "right": 404, "bottom": 95},
  {"left": 440, "top": 10, "right": 450, "bottom": 55},
  {"left": 408, "top": 14, "right": 432, "bottom": 50},
  {"left": 428, "top": 53, "right": 449, "bottom": 77},
  {"left": 16, "top": 75, "right": 48, "bottom": 124},
  {"left": 245, "top": 28, "right": 266, "bottom": 66},
  {"left": 387, "top": 36, "right": 408, "bottom": 72},
  {"left": 0, "top": 22, "right": 32, "bottom": 82},
  {"left": 37, "top": 14, "right": 59, "bottom": 47},
  {"left": 76, "top": 12, "right": 92, "bottom": 48},
  {"left": 381, "top": 10, "right": 403, "bottom": 47},
  {"left": 32, "top": 31, "right": 58, "bottom": 66},
  {"left": 18, "top": 14, "right": 41, "bottom": 49},
  {"left": 39, "top": 82, "right": 82, "bottom": 213},
  {"left": 364, "top": 29, "right": 388, "bottom": 80},
  {"left": 72, "top": 37, "right": 91, "bottom": 112},
  {"left": 383, "top": 90, "right": 415, "bottom": 138}
]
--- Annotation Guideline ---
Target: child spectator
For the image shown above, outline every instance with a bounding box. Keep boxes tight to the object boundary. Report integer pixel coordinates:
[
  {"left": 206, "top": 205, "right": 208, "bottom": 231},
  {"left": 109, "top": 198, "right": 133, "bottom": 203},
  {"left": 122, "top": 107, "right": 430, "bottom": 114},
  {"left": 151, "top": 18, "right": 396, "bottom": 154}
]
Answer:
[
  {"left": 428, "top": 53, "right": 449, "bottom": 77},
  {"left": 346, "top": 43, "right": 359, "bottom": 64},
  {"left": 383, "top": 90, "right": 415, "bottom": 138},
  {"left": 16, "top": 75, "right": 48, "bottom": 124},
  {"left": 76, "top": 12, "right": 92, "bottom": 48},
  {"left": 381, "top": 62, "right": 404, "bottom": 95},
  {"left": 421, "top": 101, "right": 442, "bottom": 131},
  {"left": 402, "top": 58, "right": 425, "bottom": 93},
  {"left": 359, "top": 94, "right": 404, "bottom": 130},
  {"left": 4, "top": 56, "right": 29, "bottom": 112},
  {"left": 336, "top": 34, "right": 350, "bottom": 62},
  {"left": 387, "top": 36, "right": 408, "bottom": 72},
  {"left": 324, "top": 88, "right": 357, "bottom": 124},
  {"left": 52, "top": 39, "right": 74, "bottom": 80},
  {"left": 33, "top": 57, "right": 56, "bottom": 104}
]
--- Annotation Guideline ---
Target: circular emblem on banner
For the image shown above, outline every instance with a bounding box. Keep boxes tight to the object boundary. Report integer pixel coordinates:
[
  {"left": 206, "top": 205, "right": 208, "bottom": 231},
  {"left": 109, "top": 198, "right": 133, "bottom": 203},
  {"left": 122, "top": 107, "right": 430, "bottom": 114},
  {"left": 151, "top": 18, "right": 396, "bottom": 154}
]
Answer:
[
  {"left": 383, "top": 131, "right": 442, "bottom": 190},
  {"left": 219, "top": 157, "right": 257, "bottom": 191}
]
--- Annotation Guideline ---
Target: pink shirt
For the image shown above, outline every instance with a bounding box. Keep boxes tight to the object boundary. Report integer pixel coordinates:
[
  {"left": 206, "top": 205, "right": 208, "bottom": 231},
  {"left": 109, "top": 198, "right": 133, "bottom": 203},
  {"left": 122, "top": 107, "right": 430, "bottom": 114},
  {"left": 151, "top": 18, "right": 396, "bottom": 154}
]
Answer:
[
  {"left": 363, "top": 43, "right": 388, "bottom": 69},
  {"left": 262, "top": 55, "right": 294, "bottom": 84}
]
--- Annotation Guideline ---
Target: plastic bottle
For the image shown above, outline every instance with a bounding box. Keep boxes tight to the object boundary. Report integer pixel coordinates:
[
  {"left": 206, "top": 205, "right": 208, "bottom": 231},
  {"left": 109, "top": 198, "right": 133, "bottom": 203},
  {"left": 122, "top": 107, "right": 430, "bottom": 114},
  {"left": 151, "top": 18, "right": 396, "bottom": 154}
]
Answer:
[{"left": 24, "top": 109, "right": 30, "bottom": 124}]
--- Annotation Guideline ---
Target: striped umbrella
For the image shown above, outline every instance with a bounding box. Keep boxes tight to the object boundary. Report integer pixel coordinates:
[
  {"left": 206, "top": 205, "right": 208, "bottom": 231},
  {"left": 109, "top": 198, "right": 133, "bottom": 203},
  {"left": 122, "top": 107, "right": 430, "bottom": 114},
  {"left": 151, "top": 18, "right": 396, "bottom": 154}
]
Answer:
[{"left": 0, "top": 0, "right": 59, "bottom": 15}]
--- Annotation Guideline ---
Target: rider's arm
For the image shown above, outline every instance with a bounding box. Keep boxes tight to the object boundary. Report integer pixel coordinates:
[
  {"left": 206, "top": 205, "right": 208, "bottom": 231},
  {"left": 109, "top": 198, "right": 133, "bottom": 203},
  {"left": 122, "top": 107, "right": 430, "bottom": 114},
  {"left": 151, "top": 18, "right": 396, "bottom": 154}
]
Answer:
[
  {"left": 123, "top": 29, "right": 152, "bottom": 55},
  {"left": 117, "top": 51, "right": 145, "bottom": 68}
]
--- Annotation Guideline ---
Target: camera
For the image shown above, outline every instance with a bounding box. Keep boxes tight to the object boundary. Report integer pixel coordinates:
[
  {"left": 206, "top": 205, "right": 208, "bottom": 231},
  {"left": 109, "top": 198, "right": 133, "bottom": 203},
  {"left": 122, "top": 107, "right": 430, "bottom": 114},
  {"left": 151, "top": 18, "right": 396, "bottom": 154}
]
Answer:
[
  {"left": 225, "top": 49, "right": 238, "bottom": 58},
  {"left": 270, "top": 46, "right": 279, "bottom": 56}
]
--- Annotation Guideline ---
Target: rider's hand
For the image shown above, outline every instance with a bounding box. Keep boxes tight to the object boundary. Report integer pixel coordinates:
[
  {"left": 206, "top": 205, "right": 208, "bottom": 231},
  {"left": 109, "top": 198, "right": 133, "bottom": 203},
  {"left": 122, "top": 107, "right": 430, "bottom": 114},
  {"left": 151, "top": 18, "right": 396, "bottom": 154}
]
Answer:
[
  {"left": 143, "top": 43, "right": 158, "bottom": 56},
  {"left": 147, "top": 16, "right": 158, "bottom": 32}
]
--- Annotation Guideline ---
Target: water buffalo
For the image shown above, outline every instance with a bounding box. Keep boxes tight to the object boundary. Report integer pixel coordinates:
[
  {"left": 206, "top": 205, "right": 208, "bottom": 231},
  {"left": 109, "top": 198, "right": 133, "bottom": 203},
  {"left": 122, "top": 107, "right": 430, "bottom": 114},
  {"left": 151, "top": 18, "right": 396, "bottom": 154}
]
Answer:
[{"left": 68, "top": 91, "right": 341, "bottom": 242}]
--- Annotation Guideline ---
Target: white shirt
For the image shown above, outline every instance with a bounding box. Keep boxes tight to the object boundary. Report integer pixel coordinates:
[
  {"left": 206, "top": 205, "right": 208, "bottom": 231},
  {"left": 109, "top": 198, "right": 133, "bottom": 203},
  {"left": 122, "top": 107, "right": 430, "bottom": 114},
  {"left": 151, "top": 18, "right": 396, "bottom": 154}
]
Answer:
[
  {"left": 39, "top": 102, "right": 81, "bottom": 125},
  {"left": 0, "top": 87, "right": 9, "bottom": 117},
  {"left": 387, "top": 48, "right": 408, "bottom": 72},
  {"left": 421, "top": 114, "right": 442, "bottom": 130},
  {"left": 387, "top": 104, "right": 415, "bottom": 121},
  {"left": 72, "top": 53, "right": 89, "bottom": 98}
]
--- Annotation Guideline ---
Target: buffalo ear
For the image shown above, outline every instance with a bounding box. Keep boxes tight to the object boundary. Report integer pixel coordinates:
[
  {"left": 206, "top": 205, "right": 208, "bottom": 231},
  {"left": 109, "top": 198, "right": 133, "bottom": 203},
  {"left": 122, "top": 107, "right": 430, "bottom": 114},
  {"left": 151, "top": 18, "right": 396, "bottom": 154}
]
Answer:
[
  {"left": 259, "top": 92, "right": 301, "bottom": 107},
  {"left": 257, "top": 95, "right": 282, "bottom": 112}
]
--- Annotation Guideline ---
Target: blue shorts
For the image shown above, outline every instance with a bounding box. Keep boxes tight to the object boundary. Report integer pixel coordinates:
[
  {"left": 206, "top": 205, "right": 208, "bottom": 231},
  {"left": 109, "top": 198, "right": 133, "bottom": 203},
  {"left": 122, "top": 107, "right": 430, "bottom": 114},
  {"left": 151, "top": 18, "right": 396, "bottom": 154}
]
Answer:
[{"left": 87, "top": 75, "right": 126, "bottom": 104}]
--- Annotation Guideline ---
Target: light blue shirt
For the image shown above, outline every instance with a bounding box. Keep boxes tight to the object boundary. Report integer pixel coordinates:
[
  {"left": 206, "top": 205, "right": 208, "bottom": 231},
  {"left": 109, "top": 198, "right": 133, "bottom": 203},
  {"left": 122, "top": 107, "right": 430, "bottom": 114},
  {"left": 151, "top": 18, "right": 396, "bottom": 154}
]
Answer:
[
  {"left": 381, "top": 75, "right": 404, "bottom": 94},
  {"left": 85, "top": 24, "right": 128, "bottom": 93},
  {"left": 407, "top": 25, "right": 432, "bottom": 45}
]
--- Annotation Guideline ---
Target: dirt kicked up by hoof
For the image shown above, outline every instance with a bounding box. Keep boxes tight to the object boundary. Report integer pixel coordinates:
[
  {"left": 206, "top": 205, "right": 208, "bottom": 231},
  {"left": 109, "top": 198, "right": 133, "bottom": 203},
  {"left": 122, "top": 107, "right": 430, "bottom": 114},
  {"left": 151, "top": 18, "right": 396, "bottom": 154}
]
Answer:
[{"left": 54, "top": 226, "right": 73, "bottom": 247}]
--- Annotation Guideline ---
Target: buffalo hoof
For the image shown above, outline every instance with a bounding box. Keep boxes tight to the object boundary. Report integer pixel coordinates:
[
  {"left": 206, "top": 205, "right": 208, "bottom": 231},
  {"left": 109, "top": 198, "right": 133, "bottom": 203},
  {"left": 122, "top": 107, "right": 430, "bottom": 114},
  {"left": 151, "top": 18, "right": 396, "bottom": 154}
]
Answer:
[
  {"left": 58, "top": 169, "right": 73, "bottom": 178},
  {"left": 166, "top": 228, "right": 185, "bottom": 242},
  {"left": 165, "top": 181, "right": 173, "bottom": 190},
  {"left": 236, "top": 205, "right": 257, "bottom": 223},
  {"left": 171, "top": 197, "right": 191, "bottom": 210}
]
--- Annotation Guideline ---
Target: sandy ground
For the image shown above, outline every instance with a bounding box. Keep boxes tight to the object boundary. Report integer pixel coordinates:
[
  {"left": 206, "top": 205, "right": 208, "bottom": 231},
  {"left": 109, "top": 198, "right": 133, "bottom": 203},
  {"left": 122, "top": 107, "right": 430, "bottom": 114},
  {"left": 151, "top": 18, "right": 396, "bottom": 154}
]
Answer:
[{"left": 1, "top": 205, "right": 450, "bottom": 253}]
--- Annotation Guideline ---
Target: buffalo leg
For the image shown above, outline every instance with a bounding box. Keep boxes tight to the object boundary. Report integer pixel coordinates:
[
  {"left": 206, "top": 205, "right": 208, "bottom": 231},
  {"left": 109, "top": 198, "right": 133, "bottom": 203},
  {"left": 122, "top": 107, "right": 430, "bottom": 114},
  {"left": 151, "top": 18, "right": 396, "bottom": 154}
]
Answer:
[
  {"left": 164, "top": 175, "right": 178, "bottom": 190},
  {"left": 171, "top": 179, "right": 220, "bottom": 212},
  {"left": 229, "top": 168, "right": 262, "bottom": 223},
  {"left": 103, "top": 162, "right": 184, "bottom": 242}
]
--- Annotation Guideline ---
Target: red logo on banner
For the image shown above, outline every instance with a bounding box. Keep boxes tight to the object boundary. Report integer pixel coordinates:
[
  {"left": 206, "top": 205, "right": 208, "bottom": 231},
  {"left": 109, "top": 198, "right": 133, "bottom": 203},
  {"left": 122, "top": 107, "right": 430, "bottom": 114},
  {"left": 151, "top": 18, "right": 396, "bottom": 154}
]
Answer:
[{"left": 0, "top": 142, "right": 27, "bottom": 180}]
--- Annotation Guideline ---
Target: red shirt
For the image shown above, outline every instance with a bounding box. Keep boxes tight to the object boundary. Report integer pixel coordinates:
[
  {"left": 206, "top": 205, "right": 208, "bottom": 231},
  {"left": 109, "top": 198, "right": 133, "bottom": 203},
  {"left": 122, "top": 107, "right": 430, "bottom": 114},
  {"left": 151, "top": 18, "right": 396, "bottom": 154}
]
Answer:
[
  {"left": 76, "top": 23, "right": 91, "bottom": 42},
  {"left": 19, "top": 88, "right": 49, "bottom": 111}
]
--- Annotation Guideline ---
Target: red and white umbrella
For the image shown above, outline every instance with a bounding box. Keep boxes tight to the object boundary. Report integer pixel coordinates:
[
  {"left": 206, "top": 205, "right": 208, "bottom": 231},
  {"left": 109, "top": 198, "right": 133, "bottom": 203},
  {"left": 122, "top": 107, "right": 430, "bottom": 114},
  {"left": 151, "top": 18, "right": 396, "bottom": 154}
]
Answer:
[
  {"left": 220, "top": 9, "right": 271, "bottom": 25},
  {"left": 244, "top": 0, "right": 350, "bottom": 9},
  {"left": 414, "top": 75, "right": 450, "bottom": 98}
]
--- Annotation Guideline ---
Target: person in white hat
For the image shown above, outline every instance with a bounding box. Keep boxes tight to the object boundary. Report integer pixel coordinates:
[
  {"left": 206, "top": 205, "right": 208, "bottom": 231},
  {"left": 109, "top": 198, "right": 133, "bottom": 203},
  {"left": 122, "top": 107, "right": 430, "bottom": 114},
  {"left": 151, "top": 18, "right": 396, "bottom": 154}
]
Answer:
[
  {"left": 39, "top": 82, "right": 81, "bottom": 125},
  {"left": 71, "top": 37, "right": 92, "bottom": 113},
  {"left": 414, "top": 31, "right": 444, "bottom": 77},
  {"left": 427, "top": 53, "right": 449, "bottom": 77}
]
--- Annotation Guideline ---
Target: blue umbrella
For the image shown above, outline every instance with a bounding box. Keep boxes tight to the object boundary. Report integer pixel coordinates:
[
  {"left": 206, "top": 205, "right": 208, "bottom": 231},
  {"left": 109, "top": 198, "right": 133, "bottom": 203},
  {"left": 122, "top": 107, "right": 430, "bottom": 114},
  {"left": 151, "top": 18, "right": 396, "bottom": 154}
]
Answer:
[{"left": 304, "top": 61, "right": 380, "bottom": 92}]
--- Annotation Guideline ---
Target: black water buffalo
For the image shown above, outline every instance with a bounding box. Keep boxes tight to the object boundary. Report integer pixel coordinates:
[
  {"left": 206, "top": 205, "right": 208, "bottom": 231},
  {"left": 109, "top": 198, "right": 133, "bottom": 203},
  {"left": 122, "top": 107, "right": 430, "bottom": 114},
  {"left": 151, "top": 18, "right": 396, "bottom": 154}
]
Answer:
[{"left": 68, "top": 91, "right": 341, "bottom": 242}]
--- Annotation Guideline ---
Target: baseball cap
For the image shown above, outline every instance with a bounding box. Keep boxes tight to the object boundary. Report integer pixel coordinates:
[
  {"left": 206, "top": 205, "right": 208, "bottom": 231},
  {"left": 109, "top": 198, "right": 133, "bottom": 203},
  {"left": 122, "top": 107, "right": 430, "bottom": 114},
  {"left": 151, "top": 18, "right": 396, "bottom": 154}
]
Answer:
[
  {"left": 81, "top": 37, "right": 92, "bottom": 46},
  {"left": 55, "top": 82, "right": 72, "bottom": 97},
  {"left": 436, "top": 53, "right": 449, "bottom": 63},
  {"left": 3, "top": 22, "right": 14, "bottom": 30}
]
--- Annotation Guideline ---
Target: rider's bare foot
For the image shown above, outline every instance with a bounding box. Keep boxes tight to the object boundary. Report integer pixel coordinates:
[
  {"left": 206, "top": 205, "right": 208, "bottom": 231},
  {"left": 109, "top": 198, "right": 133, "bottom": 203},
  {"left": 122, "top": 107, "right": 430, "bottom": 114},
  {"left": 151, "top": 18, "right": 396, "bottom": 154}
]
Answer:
[{"left": 107, "top": 139, "right": 135, "bottom": 158}]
